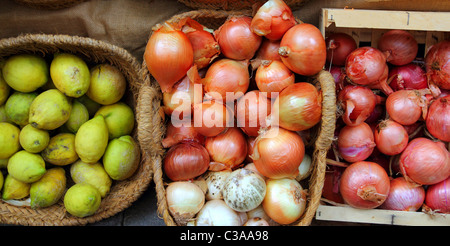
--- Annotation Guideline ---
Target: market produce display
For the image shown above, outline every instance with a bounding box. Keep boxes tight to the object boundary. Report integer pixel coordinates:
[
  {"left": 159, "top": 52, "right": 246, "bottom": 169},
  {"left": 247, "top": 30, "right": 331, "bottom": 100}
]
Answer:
[
  {"left": 323, "top": 29, "right": 450, "bottom": 214},
  {"left": 145, "top": 0, "right": 330, "bottom": 226},
  {"left": 0, "top": 52, "right": 139, "bottom": 218}
]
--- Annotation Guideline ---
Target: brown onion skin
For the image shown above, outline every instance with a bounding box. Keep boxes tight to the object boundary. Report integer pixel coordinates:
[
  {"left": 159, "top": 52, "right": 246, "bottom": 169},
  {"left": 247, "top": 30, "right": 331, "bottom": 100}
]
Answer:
[
  {"left": 339, "top": 161, "right": 390, "bottom": 209},
  {"left": 380, "top": 177, "right": 425, "bottom": 212},
  {"left": 385, "top": 89, "right": 424, "bottom": 126},
  {"left": 252, "top": 127, "right": 305, "bottom": 179},
  {"left": 337, "top": 122, "right": 376, "bottom": 163},
  {"left": 374, "top": 119, "right": 409, "bottom": 156},
  {"left": 193, "top": 100, "right": 232, "bottom": 137},
  {"left": 326, "top": 32, "right": 357, "bottom": 66},
  {"left": 164, "top": 142, "right": 210, "bottom": 181},
  {"left": 251, "top": 38, "right": 282, "bottom": 70},
  {"left": 255, "top": 60, "right": 295, "bottom": 98},
  {"left": 215, "top": 16, "right": 262, "bottom": 61},
  {"left": 205, "top": 127, "right": 248, "bottom": 170},
  {"left": 162, "top": 121, "right": 205, "bottom": 148},
  {"left": 378, "top": 30, "right": 418, "bottom": 66},
  {"left": 399, "top": 138, "right": 450, "bottom": 186},
  {"left": 338, "top": 85, "right": 379, "bottom": 126},
  {"left": 425, "top": 177, "right": 450, "bottom": 213},
  {"left": 278, "top": 23, "right": 326, "bottom": 76},
  {"left": 425, "top": 40, "right": 450, "bottom": 90},
  {"left": 426, "top": 95, "right": 450, "bottom": 142},
  {"left": 185, "top": 28, "right": 220, "bottom": 70},
  {"left": 236, "top": 90, "right": 272, "bottom": 137}
]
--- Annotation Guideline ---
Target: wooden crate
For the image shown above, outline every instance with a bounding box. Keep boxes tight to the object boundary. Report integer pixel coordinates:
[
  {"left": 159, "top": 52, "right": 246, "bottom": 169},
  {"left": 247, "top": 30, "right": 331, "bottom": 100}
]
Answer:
[{"left": 316, "top": 8, "right": 450, "bottom": 226}]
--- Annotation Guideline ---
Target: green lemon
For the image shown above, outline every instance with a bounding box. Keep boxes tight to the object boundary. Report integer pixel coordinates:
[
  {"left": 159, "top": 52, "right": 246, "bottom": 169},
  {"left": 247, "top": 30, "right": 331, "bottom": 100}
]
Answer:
[
  {"left": 50, "top": 53, "right": 90, "bottom": 98},
  {"left": 86, "top": 64, "right": 126, "bottom": 105},
  {"left": 5, "top": 91, "right": 38, "bottom": 126},
  {"left": 41, "top": 133, "right": 78, "bottom": 166},
  {"left": 19, "top": 124, "right": 50, "bottom": 153},
  {"left": 2, "top": 174, "right": 31, "bottom": 200},
  {"left": 64, "top": 183, "right": 101, "bottom": 218},
  {"left": 63, "top": 100, "right": 89, "bottom": 133},
  {"left": 0, "top": 122, "right": 21, "bottom": 159},
  {"left": 95, "top": 102, "right": 135, "bottom": 139},
  {"left": 103, "top": 135, "right": 140, "bottom": 180},
  {"left": 2, "top": 54, "right": 49, "bottom": 93},
  {"left": 70, "top": 160, "right": 112, "bottom": 197},
  {"left": 7, "top": 150, "right": 46, "bottom": 183},
  {"left": 30, "top": 167, "right": 66, "bottom": 209},
  {"left": 0, "top": 105, "right": 12, "bottom": 123}
]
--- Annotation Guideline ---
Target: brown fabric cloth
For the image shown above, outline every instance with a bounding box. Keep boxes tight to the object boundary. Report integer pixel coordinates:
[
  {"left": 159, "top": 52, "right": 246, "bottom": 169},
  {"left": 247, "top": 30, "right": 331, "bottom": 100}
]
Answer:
[{"left": 0, "top": 0, "right": 190, "bottom": 61}]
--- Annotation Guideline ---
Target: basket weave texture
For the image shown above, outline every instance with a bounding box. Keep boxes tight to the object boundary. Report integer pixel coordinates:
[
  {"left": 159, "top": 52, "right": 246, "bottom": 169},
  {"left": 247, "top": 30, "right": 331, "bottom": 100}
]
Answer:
[
  {"left": 13, "top": 0, "right": 88, "bottom": 9},
  {"left": 142, "top": 9, "right": 337, "bottom": 226},
  {"left": 0, "top": 33, "right": 151, "bottom": 226},
  {"left": 178, "top": 0, "right": 310, "bottom": 11}
]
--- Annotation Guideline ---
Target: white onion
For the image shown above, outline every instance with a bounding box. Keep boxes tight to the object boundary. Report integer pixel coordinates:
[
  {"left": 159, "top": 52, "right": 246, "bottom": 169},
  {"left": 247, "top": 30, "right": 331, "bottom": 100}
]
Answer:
[
  {"left": 166, "top": 181, "right": 205, "bottom": 225},
  {"left": 202, "top": 170, "right": 231, "bottom": 200},
  {"left": 296, "top": 154, "right": 313, "bottom": 181},
  {"left": 244, "top": 217, "right": 270, "bottom": 226},
  {"left": 222, "top": 168, "right": 266, "bottom": 212},
  {"left": 194, "top": 199, "right": 243, "bottom": 226}
]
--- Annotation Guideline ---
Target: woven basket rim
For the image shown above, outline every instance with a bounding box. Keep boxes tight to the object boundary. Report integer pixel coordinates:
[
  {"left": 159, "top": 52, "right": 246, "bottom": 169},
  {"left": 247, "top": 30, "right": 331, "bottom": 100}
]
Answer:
[
  {"left": 0, "top": 33, "right": 152, "bottom": 226},
  {"left": 144, "top": 9, "right": 337, "bottom": 226}
]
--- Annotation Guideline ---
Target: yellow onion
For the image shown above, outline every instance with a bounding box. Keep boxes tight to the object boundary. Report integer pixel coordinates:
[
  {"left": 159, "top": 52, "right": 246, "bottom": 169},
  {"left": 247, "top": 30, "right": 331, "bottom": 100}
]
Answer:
[{"left": 205, "top": 127, "right": 248, "bottom": 170}]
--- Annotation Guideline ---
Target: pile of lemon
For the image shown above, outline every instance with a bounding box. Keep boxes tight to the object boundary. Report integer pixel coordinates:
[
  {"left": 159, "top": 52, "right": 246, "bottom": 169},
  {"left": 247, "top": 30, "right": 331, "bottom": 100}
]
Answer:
[{"left": 0, "top": 53, "right": 140, "bottom": 218}]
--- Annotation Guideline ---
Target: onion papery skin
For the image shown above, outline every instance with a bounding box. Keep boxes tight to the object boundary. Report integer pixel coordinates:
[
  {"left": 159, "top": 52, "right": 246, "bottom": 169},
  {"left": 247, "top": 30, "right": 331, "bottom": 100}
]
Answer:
[
  {"left": 255, "top": 60, "right": 295, "bottom": 98},
  {"left": 326, "top": 32, "right": 357, "bottom": 66},
  {"left": 162, "top": 120, "right": 205, "bottom": 148},
  {"left": 385, "top": 89, "right": 426, "bottom": 126},
  {"left": 163, "top": 142, "right": 210, "bottom": 181},
  {"left": 215, "top": 16, "right": 262, "bottom": 61},
  {"left": 388, "top": 63, "right": 428, "bottom": 91},
  {"left": 425, "top": 40, "right": 450, "bottom": 90},
  {"left": 184, "top": 26, "right": 220, "bottom": 70},
  {"left": 337, "top": 122, "right": 376, "bottom": 163},
  {"left": 345, "top": 47, "right": 393, "bottom": 95},
  {"left": 262, "top": 178, "right": 307, "bottom": 225},
  {"left": 380, "top": 177, "right": 425, "bottom": 211},
  {"left": 205, "top": 127, "right": 248, "bottom": 170},
  {"left": 329, "top": 65, "right": 348, "bottom": 94},
  {"left": 166, "top": 181, "right": 205, "bottom": 225},
  {"left": 236, "top": 90, "right": 272, "bottom": 136},
  {"left": 399, "top": 138, "right": 450, "bottom": 186},
  {"left": 251, "top": 38, "right": 281, "bottom": 70},
  {"left": 251, "top": 127, "right": 305, "bottom": 179},
  {"left": 250, "top": 0, "right": 296, "bottom": 41},
  {"left": 193, "top": 100, "right": 233, "bottom": 137},
  {"left": 338, "top": 85, "right": 380, "bottom": 126},
  {"left": 339, "top": 161, "right": 390, "bottom": 209},
  {"left": 425, "top": 177, "right": 450, "bottom": 213},
  {"left": 278, "top": 23, "right": 326, "bottom": 76},
  {"left": 374, "top": 119, "right": 409, "bottom": 156},
  {"left": 426, "top": 95, "right": 450, "bottom": 142},
  {"left": 145, "top": 24, "right": 194, "bottom": 93},
  {"left": 272, "top": 82, "right": 322, "bottom": 131},
  {"left": 202, "top": 59, "right": 250, "bottom": 103},
  {"left": 378, "top": 30, "right": 418, "bottom": 66}
]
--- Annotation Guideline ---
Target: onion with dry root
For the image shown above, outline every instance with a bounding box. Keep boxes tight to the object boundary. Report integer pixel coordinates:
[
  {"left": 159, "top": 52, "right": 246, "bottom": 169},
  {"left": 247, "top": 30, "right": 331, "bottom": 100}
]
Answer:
[{"left": 166, "top": 181, "right": 205, "bottom": 225}]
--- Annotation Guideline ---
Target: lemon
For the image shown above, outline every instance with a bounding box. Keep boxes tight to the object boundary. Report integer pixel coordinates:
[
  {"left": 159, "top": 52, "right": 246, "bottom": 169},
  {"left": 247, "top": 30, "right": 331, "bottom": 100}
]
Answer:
[
  {"left": 0, "top": 105, "right": 12, "bottom": 123},
  {"left": 2, "top": 54, "right": 49, "bottom": 93},
  {"left": 87, "top": 64, "right": 126, "bottom": 105},
  {"left": 0, "top": 72, "right": 10, "bottom": 106},
  {"left": 75, "top": 115, "right": 109, "bottom": 164},
  {"left": 63, "top": 100, "right": 89, "bottom": 133},
  {"left": 0, "top": 171, "right": 3, "bottom": 192},
  {"left": 7, "top": 150, "right": 46, "bottom": 183},
  {"left": 2, "top": 174, "right": 31, "bottom": 200},
  {"left": 41, "top": 133, "right": 78, "bottom": 166},
  {"left": 19, "top": 124, "right": 50, "bottom": 153},
  {"left": 64, "top": 183, "right": 101, "bottom": 218},
  {"left": 95, "top": 102, "right": 135, "bottom": 139},
  {"left": 30, "top": 167, "right": 66, "bottom": 209},
  {"left": 77, "top": 94, "right": 101, "bottom": 117},
  {"left": 50, "top": 53, "right": 90, "bottom": 98},
  {"left": 70, "top": 160, "right": 112, "bottom": 197},
  {"left": 29, "top": 89, "right": 72, "bottom": 130},
  {"left": 5, "top": 91, "right": 38, "bottom": 126},
  {"left": 103, "top": 135, "right": 140, "bottom": 180},
  {"left": 0, "top": 122, "right": 21, "bottom": 159}
]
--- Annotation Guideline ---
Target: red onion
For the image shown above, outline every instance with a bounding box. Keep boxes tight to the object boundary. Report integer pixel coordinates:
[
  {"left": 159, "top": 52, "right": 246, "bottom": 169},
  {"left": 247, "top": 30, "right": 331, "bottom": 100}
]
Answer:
[
  {"left": 337, "top": 122, "right": 376, "bottom": 163},
  {"left": 425, "top": 40, "right": 450, "bottom": 94},
  {"left": 163, "top": 142, "right": 210, "bottom": 181},
  {"left": 425, "top": 177, "right": 450, "bottom": 213},
  {"left": 426, "top": 95, "right": 450, "bottom": 142},
  {"left": 326, "top": 32, "right": 357, "bottom": 66},
  {"left": 378, "top": 30, "right": 418, "bottom": 66},
  {"left": 388, "top": 63, "right": 428, "bottom": 91},
  {"left": 329, "top": 65, "right": 347, "bottom": 94},
  {"left": 380, "top": 177, "right": 425, "bottom": 211},
  {"left": 399, "top": 138, "right": 450, "bottom": 186},
  {"left": 345, "top": 47, "right": 393, "bottom": 95},
  {"left": 374, "top": 119, "right": 409, "bottom": 156},
  {"left": 339, "top": 161, "right": 390, "bottom": 209},
  {"left": 322, "top": 166, "right": 345, "bottom": 204}
]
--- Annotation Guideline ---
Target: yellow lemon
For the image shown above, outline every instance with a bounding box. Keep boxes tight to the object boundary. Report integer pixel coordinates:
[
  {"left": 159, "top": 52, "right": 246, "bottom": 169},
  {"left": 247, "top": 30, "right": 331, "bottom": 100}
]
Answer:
[
  {"left": 5, "top": 91, "right": 38, "bottom": 126},
  {"left": 50, "top": 53, "right": 90, "bottom": 98},
  {"left": 0, "top": 122, "right": 21, "bottom": 159},
  {"left": 103, "top": 135, "right": 140, "bottom": 180},
  {"left": 41, "top": 133, "right": 78, "bottom": 166},
  {"left": 2, "top": 174, "right": 31, "bottom": 200},
  {"left": 86, "top": 64, "right": 126, "bottom": 105},
  {"left": 30, "top": 167, "right": 66, "bottom": 209},
  {"left": 64, "top": 100, "right": 89, "bottom": 133},
  {"left": 2, "top": 54, "right": 49, "bottom": 93},
  {"left": 19, "top": 124, "right": 50, "bottom": 153},
  {"left": 70, "top": 160, "right": 112, "bottom": 197},
  {"left": 7, "top": 150, "right": 46, "bottom": 183},
  {"left": 75, "top": 115, "right": 109, "bottom": 164},
  {"left": 64, "top": 183, "right": 101, "bottom": 218},
  {"left": 29, "top": 89, "right": 72, "bottom": 130},
  {"left": 95, "top": 102, "right": 135, "bottom": 139}
]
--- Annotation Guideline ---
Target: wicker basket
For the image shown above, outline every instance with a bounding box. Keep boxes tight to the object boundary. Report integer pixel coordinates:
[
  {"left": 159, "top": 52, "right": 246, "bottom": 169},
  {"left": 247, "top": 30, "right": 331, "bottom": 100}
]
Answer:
[
  {"left": 0, "top": 33, "right": 151, "bottom": 226},
  {"left": 141, "top": 9, "right": 337, "bottom": 226},
  {"left": 13, "top": 0, "right": 87, "bottom": 9},
  {"left": 178, "top": 0, "right": 310, "bottom": 11}
]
